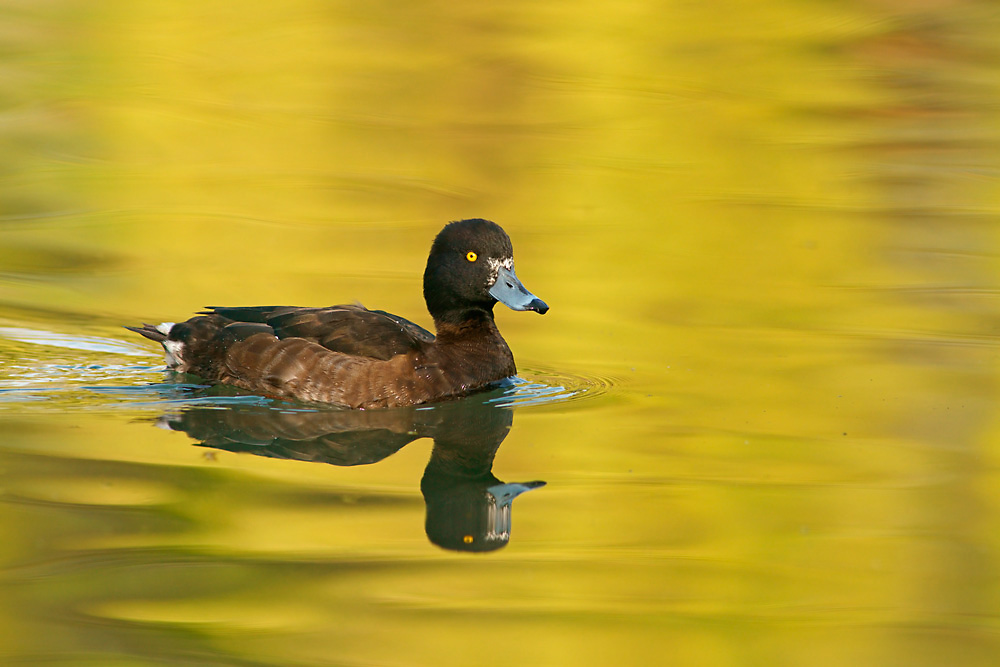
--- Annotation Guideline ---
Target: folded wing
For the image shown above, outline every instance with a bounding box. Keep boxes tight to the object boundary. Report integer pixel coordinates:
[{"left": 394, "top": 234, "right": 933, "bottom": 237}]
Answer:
[{"left": 203, "top": 304, "right": 435, "bottom": 361}]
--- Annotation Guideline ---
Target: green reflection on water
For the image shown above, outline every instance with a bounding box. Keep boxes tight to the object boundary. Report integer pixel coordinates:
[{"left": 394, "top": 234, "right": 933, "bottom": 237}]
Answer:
[{"left": 3, "top": 0, "right": 1000, "bottom": 665}]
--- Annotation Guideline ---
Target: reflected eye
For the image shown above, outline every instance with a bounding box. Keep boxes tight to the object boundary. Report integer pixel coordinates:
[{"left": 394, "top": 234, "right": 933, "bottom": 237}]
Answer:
[{"left": 466, "top": 251, "right": 477, "bottom": 262}]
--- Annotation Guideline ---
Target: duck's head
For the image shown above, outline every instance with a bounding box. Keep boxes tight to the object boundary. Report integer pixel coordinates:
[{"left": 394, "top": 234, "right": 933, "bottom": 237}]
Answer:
[{"left": 423, "top": 219, "right": 548, "bottom": 324}]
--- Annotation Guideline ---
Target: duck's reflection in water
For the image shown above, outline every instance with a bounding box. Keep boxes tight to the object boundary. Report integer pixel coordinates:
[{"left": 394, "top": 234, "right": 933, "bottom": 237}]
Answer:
[{"left": 158, "top": 389, "right": 544, "bottom": 552}]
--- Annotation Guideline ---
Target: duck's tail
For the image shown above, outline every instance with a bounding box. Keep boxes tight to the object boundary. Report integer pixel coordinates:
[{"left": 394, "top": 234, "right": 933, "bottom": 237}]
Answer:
[
  {"left": 125, "top": 323, "right": 170, "bottom": 342},
  {"left": 125, "top": 322, "right": 182, "bottom": 366}
]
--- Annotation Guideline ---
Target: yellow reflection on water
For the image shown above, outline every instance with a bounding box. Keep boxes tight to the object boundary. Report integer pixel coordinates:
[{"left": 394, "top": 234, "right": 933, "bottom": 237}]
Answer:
[{"left": 2, "top": 0, "right": 1000, "bottom": 665}]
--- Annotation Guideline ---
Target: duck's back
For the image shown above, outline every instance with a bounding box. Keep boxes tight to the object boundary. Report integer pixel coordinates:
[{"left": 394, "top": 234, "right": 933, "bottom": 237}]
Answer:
[{"left": 207, "top": 305, "right": 435, "bottom": 360}]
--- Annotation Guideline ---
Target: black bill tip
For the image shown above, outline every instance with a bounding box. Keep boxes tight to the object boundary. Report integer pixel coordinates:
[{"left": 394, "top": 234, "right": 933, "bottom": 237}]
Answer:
[{"left": 527, "top": 298, "right": 549, "bottom": 315}]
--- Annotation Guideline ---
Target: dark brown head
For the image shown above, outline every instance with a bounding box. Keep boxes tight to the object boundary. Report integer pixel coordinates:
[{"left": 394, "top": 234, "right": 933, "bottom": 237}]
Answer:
[{"left": 422, "top": 219, "right": 548, "bottom": 326}]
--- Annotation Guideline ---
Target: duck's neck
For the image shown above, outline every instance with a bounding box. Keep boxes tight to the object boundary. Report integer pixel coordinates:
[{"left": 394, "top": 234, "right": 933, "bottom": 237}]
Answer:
[
  {"left": 431, "top": 308, "right": 515, "bottom": 379},
  {"left": 432, "top": 307, "right": 498, "bottom": 342}
]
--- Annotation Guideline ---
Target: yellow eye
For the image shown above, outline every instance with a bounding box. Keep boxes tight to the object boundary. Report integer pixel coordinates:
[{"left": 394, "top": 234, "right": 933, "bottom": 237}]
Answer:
[{"left": 466, "top": 251, "right": 477, "bottom": 262}]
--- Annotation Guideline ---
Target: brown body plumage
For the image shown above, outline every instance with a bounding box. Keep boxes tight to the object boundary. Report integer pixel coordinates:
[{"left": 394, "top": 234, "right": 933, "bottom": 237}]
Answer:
[{"left": 128, "top": 219, "right": 547, "bottom": 409}]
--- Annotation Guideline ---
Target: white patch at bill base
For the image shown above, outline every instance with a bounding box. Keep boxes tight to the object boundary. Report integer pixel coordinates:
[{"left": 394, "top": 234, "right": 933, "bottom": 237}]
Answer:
[{"left": 486, "top": 256, "right": 514, "bottom": 285}]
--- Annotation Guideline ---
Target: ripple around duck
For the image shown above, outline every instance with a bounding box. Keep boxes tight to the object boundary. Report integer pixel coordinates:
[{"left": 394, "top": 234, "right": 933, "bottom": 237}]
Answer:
[
  {"left": 489, "top": 367, "right": 618, "bottom": 409},
  {"left": 0, "top": 326, "right": 150, "bottom": 357}
]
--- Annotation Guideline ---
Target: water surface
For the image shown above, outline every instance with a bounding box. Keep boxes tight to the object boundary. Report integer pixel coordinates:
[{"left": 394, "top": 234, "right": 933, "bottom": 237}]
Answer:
[{"left": 3, "top": 1, "right": 1000, "bottom": 665}]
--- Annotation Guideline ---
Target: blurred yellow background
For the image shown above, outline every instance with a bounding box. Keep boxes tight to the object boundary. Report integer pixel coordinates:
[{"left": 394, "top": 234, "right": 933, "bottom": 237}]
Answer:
[{"left": 2, "top": 0, "right": 1000, "bottom": 665}]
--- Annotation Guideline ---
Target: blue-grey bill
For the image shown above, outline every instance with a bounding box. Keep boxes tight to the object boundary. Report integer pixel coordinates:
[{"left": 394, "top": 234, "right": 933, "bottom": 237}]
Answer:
[
  {"left": 487, "top": 480, "right": 547, "bottom": 507},
  {"left": 489, "top": 265, "right": 549, "bottom": 314}
]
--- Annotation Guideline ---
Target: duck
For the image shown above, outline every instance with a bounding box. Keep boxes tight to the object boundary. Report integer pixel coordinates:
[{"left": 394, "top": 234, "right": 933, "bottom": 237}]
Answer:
[{"left": 127, "top": 218, "right": 548, "bottom": 409}]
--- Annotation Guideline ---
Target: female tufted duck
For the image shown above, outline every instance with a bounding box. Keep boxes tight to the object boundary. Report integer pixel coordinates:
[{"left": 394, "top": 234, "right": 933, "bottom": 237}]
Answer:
[{"left": 128, "top": 219, "right": 548, "bottom": 409}]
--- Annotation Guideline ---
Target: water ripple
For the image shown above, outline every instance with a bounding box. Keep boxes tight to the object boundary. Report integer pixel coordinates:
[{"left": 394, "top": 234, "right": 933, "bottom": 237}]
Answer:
[
  {"left": 0, "top": 326, "right": 150, "bottom": 357},
  {"left": 491, "top": 368, "right": 617, "bottom": 409}
]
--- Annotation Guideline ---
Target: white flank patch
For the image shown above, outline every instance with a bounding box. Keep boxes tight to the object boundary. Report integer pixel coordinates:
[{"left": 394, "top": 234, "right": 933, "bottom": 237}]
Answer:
[
  {"left": 154, "top": 322, "right": 183, "bottom": 366},
  {"left": 162, "top": 340, "right": 184, "bottom": 367}
]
